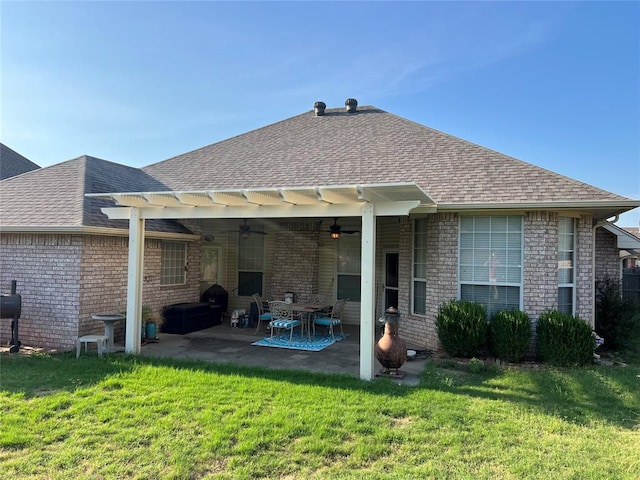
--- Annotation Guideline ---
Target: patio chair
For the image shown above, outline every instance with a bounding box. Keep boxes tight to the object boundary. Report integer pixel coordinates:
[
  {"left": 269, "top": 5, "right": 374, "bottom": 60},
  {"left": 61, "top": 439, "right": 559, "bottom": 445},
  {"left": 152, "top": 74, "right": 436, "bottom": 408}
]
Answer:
[
  {"left": 313, "top": 298, "right": 347, "bottom": 340},
  {"left": 308, "top": 294, "right": 325, "bottom": 306},
  {"left": 253, "top": 293, "right": 273, "bottom": 334},
  {"left": 308, "top": 294, "right": 331, "bottom": 317},
  {"left": 268, "top": 300, "right": 301, "bottom": 343}
]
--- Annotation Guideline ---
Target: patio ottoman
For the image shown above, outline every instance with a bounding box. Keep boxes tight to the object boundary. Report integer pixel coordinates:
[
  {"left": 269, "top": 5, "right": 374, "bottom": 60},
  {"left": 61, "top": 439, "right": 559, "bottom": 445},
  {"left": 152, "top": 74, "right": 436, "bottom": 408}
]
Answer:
[{"left": 161, "top": 302, "right": 222, "bottom": 334}]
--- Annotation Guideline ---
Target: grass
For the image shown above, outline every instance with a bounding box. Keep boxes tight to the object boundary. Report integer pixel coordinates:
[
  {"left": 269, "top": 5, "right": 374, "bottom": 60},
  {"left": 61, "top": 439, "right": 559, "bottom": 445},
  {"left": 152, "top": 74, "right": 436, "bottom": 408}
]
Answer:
[{"left": 1, "top": 350, "right": 639, "bottom": 479}]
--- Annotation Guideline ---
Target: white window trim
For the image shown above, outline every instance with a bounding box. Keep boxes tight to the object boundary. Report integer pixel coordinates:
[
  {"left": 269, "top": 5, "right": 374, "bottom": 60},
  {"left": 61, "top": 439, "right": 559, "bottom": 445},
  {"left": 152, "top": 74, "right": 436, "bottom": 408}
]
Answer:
[
  {"left": 412, "top": 218, "right": 427, "bottom": 316},
  {"left": 558, "top": 217, "right": 576, "bottom": 315},
  {"left": 161, "top": 241, "right": 187, "bottom": 286}
]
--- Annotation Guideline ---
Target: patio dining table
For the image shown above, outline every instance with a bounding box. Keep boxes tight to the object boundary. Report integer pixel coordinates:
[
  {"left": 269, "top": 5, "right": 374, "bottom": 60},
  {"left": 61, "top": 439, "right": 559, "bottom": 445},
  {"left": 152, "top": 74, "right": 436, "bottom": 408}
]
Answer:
[{"left": 289, "top": 303, "right": 331, "bottom": 340}]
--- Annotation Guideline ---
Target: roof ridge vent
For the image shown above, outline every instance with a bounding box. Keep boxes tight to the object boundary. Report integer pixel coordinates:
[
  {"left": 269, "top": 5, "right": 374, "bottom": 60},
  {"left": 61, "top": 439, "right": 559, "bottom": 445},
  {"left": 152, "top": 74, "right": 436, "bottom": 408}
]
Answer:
[
  {"left": 345, "top": 98, "right": 358, "bottom": 113},
  {"left": 313, "top": 101, "right": 326, "bottom": 116}
]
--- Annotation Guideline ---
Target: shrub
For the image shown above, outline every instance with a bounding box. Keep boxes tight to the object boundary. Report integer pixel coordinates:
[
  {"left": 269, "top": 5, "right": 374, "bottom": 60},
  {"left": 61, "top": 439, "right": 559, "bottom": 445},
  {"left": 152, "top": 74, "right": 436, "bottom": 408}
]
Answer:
[
  {"left": 595, "top": 277, "right": 640, "bottom": 351},
  {"left": 436, "top": 300, "right": 487, "bottom": 357},
  {"left": 536, "top": 311, "right": 595, "bottom": 367},
  {"left": 489, "top": 309, "right": 532, "bottom": 362}
]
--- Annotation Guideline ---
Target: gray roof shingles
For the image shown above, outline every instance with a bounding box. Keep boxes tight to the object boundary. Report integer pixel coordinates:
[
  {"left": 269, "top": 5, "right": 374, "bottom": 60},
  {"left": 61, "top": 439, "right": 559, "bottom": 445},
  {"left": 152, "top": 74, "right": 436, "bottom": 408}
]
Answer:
[
  {"left": 143, "top": 106, "right": 630, "bottom": 204},
  {"left": 1, "top": 105, "right": 634, "bottom": 232},
  {"left": 0, "top": 143, "right": 40, "bottom": 180},
  {"left": 0, "top": 155, "right": 191, "bottom": 233}
]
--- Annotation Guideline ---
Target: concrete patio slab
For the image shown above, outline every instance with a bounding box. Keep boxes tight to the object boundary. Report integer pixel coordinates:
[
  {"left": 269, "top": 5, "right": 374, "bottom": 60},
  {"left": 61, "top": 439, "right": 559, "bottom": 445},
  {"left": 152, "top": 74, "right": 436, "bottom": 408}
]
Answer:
[{"left": 139, "top": 323, "right": 428, "bottom": 385}]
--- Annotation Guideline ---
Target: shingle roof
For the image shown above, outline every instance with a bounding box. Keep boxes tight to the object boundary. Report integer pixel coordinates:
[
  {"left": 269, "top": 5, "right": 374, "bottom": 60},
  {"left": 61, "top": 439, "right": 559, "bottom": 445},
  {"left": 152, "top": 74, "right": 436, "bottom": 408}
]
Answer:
[
  {"left": 0, "top": 143, "right": 40, "bottom": 180},
  {"left": 143, "top": 105, "right": 631, "bottom": 205},
  {"left": 0, "top": 155, "right": 191, "bottom": 234}
]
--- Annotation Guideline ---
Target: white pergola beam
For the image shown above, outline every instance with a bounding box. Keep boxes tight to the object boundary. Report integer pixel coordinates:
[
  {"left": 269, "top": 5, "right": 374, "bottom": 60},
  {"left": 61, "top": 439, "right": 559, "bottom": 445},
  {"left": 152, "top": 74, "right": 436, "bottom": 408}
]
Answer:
[
  {"left": 101, "top": 203, "right": 367, "bottom": 220},
  {"left": 208, "top": 192, "right": 247, "bottom": 206},
  {"left": 142, "top": 193, "right": 182, "bottom": 207},
  {"left": 242, "top": 190, "right": 283, "bottom": 205},
  {"left": 175, "top": 192, "right": 216, "bottom": 206},
  {"left": 316, "top": 186, "right": 359, "bottom": 204},
  {"left": 111, "top": 194, "right": 149, "bottom": 208},
  {"left": 277, "top": 188, "right": 320, "bottom": 205}
]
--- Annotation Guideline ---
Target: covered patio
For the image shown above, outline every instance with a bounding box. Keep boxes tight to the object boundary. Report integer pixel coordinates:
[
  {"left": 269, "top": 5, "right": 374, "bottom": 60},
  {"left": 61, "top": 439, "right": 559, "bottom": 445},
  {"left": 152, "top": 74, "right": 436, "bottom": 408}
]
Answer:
[
  {"left": 89, "top": 182, "right": 436, "bottom": 381},
  {"left": 138, "top": 323, "right": 429, "bottom": 384}
]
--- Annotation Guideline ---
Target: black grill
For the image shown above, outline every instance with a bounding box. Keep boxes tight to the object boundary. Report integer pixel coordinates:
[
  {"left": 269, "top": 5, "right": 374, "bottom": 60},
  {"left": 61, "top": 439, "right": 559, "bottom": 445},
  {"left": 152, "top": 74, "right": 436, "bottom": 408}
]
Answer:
[
  {"left": 1, "top": 280, "right": 22, "bottom": 353},
  {"left": 200, "top": 284, "right": 229, "bottom": 313}
]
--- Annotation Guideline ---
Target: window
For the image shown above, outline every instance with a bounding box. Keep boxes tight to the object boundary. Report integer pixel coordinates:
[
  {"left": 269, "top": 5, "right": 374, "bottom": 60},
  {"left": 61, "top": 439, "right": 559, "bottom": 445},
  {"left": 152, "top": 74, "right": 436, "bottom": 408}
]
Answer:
[
  {"left": 161, "top": 241, "right": 187, "bottom": 285},
  {"left": 558, "top": 217, "right": 575, "bottom": 314},
  {"left": 413, "top": 218, "right": 428, "bottom": 314},
  {"left": 238, "top": 233, "right": 264, "bottom": 296},
  {"left": 337, "top": 234, "right": 361, "bottom": 301},
  {"left": 459, "top": 216, "right": 523, "bottom": 317}
]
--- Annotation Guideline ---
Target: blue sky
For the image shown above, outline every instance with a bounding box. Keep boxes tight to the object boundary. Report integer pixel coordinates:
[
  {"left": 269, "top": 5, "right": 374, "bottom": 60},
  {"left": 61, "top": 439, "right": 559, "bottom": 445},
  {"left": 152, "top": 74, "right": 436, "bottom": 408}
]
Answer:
[{"left": 2, "top": 1, "right": 639, "bottom": 225}]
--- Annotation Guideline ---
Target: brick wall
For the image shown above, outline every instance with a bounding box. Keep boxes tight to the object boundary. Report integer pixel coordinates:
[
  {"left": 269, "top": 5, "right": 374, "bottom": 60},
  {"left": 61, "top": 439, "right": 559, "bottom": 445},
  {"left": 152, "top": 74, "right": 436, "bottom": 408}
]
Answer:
[
  {"left": 523, "top": 211, "right": 558, "bottom": 322},
  {"left": 1, "top": 232, "right": 200, "bottom": 351},
  {"left": 595, "top": 227, "right": 620, "bottom": 281},
  {"left": 397, "top": 211, "right": 601, "bottom": 350},
  {"left": 576, "top": 215, "right": 595, "bottom": 325},
  {"left": 270, "top": 222, "right": 320, "bottom": 301},
  {"left": 78, "top": 235, "right": 200, "bottom": 346},
  {"left": 398, "top": 213, "right": 458, "bottom": 351},
  {"left": 0, "top": 233, "right": 82, "bottom": 350}
]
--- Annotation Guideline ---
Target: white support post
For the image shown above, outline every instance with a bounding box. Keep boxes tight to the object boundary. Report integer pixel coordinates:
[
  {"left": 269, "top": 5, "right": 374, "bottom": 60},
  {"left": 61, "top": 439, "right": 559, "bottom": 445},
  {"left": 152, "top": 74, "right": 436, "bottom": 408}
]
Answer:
[
  {"left": 360, "top": 204, "right": 377, "bottom": 380},
  {"left": 125, "top": 207, "right": 145, "bottom": 354}
]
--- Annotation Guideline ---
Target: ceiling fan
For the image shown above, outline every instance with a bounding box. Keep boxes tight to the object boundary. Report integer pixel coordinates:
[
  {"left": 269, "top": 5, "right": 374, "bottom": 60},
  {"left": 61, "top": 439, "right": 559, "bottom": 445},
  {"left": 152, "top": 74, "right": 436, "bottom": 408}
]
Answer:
[
  {"left": 327, "top": 218, "right": 360, "bottom": 239},
  {"left": 239, "top": 219, "right": 267, "bottom": 239}
]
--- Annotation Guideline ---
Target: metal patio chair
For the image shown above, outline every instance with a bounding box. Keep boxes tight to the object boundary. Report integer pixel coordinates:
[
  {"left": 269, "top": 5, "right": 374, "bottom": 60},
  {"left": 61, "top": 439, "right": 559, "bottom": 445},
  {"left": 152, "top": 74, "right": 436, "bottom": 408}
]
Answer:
[
  {"left": 313, "top": 298, "right": 347, "bottom": 340},
  {"left": 268, "top": 300, "right": 301, "bottom": 343},
  {"left": 253, "top": 293, "right": 273, "bottom": 334}
]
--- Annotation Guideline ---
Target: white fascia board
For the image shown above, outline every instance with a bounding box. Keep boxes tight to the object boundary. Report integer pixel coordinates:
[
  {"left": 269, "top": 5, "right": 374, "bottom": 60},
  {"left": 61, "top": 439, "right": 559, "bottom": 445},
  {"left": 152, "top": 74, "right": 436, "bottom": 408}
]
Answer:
[
  {"left": 437, "top": 200, "right": 640, "bottom": 211},
  {"left": 438, "top": 200, "right": 640, "bottom": 210},
  {"left": 374, "top": 201, "right": 425, "bottom": 216}
]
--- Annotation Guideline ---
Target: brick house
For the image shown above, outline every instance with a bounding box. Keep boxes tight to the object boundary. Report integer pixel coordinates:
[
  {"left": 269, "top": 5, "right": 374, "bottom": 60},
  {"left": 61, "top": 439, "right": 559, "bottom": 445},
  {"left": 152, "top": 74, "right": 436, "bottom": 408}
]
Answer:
[{"left": 1, "top": 102, "right": 638, "bottom": 379}]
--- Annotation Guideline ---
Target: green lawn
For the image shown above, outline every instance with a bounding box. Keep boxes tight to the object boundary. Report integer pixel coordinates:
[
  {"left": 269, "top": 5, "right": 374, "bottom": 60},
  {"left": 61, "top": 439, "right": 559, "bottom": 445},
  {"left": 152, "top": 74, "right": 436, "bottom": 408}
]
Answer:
[{"left": 1, "top": 351, "right": 639, "bottom": 479}]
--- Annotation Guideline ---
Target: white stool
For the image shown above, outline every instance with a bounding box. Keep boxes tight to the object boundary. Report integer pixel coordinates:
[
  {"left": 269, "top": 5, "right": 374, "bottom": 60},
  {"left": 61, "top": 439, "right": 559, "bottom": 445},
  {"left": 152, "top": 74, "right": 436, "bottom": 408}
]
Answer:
[{"left": 76, "top": 335, "right": 109, "bottom": 358}]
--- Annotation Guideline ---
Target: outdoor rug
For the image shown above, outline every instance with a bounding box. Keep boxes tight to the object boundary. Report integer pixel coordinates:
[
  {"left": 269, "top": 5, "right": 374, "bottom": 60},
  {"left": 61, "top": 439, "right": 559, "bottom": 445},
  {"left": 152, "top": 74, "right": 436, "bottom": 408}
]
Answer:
[{"left": 252, "top": 332, "right": 348, "bottom": 352}]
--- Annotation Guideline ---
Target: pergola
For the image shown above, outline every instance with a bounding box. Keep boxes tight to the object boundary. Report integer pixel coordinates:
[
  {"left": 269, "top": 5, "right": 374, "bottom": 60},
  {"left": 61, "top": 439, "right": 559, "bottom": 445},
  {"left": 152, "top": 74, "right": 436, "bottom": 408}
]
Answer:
[{"left": 88, "top": 182, "right": 436, "bottom": 380}]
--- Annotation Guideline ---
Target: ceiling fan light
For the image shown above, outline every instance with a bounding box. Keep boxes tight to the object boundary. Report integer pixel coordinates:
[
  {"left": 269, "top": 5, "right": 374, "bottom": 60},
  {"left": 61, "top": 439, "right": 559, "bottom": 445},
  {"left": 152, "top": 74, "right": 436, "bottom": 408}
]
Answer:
[
  {"left": 330, "top": 231, "right": 341, "bottom": 239},
  {"left": 240, "top": 231, "right": 250, "bottom": 240}
]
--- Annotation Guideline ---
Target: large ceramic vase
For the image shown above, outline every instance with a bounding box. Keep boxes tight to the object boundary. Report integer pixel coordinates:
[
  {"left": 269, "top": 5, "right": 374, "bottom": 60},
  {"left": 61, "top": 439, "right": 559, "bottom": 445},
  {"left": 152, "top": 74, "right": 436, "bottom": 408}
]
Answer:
[{"left": 375, "top": 307, "right": 407, "bottom": 371}]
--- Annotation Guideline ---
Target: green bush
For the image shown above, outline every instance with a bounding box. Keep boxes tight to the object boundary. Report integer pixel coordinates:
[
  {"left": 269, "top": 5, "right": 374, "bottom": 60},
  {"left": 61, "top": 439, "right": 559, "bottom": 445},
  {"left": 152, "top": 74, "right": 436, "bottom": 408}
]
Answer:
[
  {"left": 595, "top": 277, "right": 640, "bottom": 351},
  {"left": 436, "top": 300, "right": 487, "bottom": 357},
  {"left": 489, "top": 309, "right": 532, "bottom": 362},
  {"left": 536, "top": 311, "right": 595, "bottom": 367}
]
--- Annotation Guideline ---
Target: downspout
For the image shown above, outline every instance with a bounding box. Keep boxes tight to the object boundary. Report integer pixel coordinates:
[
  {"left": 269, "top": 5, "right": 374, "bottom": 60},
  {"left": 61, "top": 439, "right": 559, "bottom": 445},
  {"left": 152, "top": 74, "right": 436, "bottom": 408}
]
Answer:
[{"left": 592, "top": 215, "right": 618, "bottom": 328}]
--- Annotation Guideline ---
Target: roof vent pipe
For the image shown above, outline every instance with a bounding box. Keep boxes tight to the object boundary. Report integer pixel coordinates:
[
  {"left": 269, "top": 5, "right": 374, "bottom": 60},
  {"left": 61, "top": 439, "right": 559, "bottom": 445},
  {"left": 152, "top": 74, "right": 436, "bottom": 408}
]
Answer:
[
  {"left": 314, "top": 101, "right": 326, "bottom": 116},
  {"left": 345, "top": 98, "right": 358, "bottom": 113}
]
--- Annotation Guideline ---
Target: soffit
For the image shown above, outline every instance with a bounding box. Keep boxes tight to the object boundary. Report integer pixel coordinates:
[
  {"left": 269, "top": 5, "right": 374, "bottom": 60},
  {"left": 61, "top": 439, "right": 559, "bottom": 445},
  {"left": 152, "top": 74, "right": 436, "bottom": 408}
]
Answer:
[{"left": 603, "top": 224, "right": 640, "bottom": 249}]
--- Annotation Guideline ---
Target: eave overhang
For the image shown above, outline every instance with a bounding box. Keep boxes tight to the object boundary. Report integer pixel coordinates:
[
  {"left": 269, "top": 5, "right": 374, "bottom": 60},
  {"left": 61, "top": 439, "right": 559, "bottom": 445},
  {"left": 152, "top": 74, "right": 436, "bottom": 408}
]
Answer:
[
  {"left": 0, "top": 225, "right": 199, "bottom": 240},
  {"left": 603, "top": 224, "right": 640, "bottom": 250},
  {"left": 435, "top": 200, "right": 640, "bottom": 221}
]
